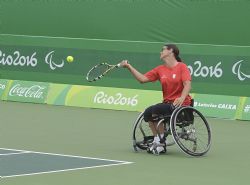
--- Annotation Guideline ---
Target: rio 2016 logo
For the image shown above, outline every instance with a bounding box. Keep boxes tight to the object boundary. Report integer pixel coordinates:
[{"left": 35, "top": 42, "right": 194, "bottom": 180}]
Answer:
[
  {"left": 188, "top": 60, "right": 250, "bottom": 81},
  {"left": 188, "top": 61, "right": 223, "bottom": 78},
  {"left": 0, "top": 50, "right": 37, "bottom": 67},
  {"left": 0, "top": 49, "right": 65, "bottom": 70},
  {"left": 94, "top": 91, "right": 138, "bottom": 106}
]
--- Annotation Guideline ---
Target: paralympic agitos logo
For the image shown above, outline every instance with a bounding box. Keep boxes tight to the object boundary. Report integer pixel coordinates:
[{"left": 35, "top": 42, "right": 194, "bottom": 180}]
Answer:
[
  {"left": 45, "top": 51, "right": 65, "bottom": 70},
  {"left": 232, "top": 60, "right": 250, "bottom": 81}
]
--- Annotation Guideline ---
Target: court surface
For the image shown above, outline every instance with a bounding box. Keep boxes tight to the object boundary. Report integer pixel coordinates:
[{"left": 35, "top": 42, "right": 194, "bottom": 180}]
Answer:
[
  {"left": 1, "top": 100, "right": 250, "bottom": 185},
  {"left": 0, "top": 148, "right": 131, "bottom": 178}
]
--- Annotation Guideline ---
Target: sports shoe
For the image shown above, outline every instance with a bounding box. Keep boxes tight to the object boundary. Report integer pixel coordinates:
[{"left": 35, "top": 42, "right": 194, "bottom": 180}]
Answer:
[
  {"left": 147, "top": 142, "right": 166, "bottom": 155},
  {"left": 153, "top": 146, "right": 166, "bottom": 155},
  {"left": 147, "top": 142, "right": 157, "bottom": 153}
]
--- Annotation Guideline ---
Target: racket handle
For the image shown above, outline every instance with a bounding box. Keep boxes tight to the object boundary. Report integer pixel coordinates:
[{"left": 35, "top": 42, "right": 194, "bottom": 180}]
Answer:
[{"left": 117, "top": 60, "right": 129, "bottom": 68}]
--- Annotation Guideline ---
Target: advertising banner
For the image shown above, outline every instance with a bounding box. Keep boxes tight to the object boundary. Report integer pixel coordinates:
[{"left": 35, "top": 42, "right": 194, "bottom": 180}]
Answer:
[
  {"left": 6, "top": 80, "right": 49, "bottom": 103},
  {"left": 193, "top": 94, "right": 240, "bottom": 119},
  {"left": 240, "top": 97, "right": 250, "bottom": 120},
  {"left": 0, "top": 79, "right": 9, "bottom": 100},
  {"left": 47, "top": 83, "right": 250, "bottom": 120},
  {"left": 47, "top": 84, "right": 162, "bottom": 112},
  {"left": 1, "top": 44, "right": 250, "bottom": 97},
  {"left": 1, "top": 78, "right": 249, "bottom": 120}
]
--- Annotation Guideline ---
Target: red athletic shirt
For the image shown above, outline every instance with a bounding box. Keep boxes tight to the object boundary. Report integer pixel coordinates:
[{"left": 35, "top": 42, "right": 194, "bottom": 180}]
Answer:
[{"left": 144, "top": 62, "right": 192, "bottom": 106}]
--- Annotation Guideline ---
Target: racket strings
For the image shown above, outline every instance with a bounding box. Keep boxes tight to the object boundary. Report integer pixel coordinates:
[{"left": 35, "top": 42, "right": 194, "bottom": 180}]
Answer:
[{"left": 88, "top": 64, "right": 110, "bottom": 81}]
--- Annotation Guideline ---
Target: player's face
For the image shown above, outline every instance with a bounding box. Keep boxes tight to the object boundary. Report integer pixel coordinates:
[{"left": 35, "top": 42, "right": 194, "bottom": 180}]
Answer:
[{"left": 160, "top": 46, "right": 172, "bottom": 60}]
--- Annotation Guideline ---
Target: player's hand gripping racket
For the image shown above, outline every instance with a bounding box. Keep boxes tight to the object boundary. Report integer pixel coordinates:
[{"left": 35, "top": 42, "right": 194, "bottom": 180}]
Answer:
[{"left": 86, "top": 62, "right": 122, "bottom": 82}]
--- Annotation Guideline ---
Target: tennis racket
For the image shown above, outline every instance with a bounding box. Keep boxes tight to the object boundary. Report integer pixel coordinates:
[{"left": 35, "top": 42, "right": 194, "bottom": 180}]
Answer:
[{"left": 86, "top": 62, "right": 121, "bottom": 82}]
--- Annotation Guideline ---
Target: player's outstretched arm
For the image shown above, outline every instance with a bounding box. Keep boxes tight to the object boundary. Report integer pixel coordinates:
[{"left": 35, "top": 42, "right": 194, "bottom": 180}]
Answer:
[{"left": 120, "top": 60, "right": 150, "bottom": 83}]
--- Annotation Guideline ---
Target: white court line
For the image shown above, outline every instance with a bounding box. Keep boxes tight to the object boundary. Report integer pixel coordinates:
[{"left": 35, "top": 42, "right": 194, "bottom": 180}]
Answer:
[
  {"left": 1, "top": 33, "right": 250, "bottom": 48},
  {"left": 0, "top": 151, "right": 30, "bottom": 156},
  {"left": 2, "top": 162, "right": 133, "bottom": 178},
  {"left": 0, "top": 147, "right": 133, "bottom": 178},
  {"left": 0, "top": 147, "right": 132, "bottom": 163},
  {"left": 0, "top": 148, "right": 26, "bottom": 152},
  {"left": 0, "top": 33, "right": 162, "bottom": 44}
]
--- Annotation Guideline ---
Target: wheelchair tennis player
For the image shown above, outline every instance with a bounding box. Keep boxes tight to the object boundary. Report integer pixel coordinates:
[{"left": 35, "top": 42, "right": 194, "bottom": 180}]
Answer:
[{"left": 120, "top": 44, "right": 192, "bottom": 155}]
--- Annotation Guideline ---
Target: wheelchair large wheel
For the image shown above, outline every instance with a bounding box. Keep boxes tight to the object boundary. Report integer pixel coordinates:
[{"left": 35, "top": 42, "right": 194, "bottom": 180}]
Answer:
[
  {"left": 170, "top": 107, "right": 211, "bottom": 157},
  {"left": 132, "top": 112, "right": 153, "bottom": 151},
  {"left": 132, "top": 112, "right": 175, "bottom": 152}
]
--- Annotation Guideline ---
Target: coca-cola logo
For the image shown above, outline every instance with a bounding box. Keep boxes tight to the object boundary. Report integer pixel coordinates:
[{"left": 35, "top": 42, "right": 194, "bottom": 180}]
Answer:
[{"left": 9, "top": 84, "right": 46, "bottom": 99}]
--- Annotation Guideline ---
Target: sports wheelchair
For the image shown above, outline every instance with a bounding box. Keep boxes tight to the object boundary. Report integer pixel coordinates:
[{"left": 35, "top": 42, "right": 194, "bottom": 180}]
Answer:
[{"left": 132, "top": 104, "right": 211, "bottom": 156}]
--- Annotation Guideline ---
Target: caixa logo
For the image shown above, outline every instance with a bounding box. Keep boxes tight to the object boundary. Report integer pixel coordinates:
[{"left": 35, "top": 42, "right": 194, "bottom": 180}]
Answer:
[
  {"left": 9, "top": 84, "right": 46, "bottom": 99},
  {"left": 94, "top": 91, "right": 138, "bottom": 106},
  {"left": 232, "top": 60, "right": 250, "bottom": 81}
]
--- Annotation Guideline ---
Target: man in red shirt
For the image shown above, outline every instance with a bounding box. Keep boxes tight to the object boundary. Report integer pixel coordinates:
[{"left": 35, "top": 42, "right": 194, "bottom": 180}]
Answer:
[{"left": 120, "top": 44, "right": 192, "bottom": 155}]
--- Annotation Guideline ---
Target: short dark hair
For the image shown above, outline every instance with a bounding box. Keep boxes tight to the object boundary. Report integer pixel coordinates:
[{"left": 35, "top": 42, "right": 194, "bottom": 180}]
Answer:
[{"left": 164, "top": 44, "right": 182, "bottom": 62}]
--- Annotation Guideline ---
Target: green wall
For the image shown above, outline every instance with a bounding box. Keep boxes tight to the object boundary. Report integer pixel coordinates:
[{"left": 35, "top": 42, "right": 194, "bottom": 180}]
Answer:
[
  {"left": 1, "top": 0, "right": 250, "bottom": 46},
  {"left": 1, "top": 0, "right": 250, "bottom": 97}
]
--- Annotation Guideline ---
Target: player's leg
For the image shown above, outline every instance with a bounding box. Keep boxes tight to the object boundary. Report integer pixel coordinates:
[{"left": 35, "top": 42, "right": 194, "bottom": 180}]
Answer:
[
  {"left": 152, "top": 103, "right": 174, "bottom": 154},
  {"left": 144, "top": 103, "right": 174, "bottom": 154},
  {"left": 143, "top": 106, "right": 159, "bottom": 144}
]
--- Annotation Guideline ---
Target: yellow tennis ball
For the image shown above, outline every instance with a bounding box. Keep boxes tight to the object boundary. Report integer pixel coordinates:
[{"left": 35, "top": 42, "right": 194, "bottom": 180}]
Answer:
[{"left": 66, "top": 56, "right": 74, "bottom": 63}]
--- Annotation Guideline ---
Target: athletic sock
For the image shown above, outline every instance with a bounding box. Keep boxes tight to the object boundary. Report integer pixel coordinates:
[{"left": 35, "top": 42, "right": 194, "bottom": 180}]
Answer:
[{"left": 154, "top": 134, "right": 165, "bottom": 144}]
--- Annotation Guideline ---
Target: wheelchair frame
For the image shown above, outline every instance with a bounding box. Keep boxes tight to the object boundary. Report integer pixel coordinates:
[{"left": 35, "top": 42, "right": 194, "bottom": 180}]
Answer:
[{"left": 132, "top": 106, "right": 211, "bottom": 156}]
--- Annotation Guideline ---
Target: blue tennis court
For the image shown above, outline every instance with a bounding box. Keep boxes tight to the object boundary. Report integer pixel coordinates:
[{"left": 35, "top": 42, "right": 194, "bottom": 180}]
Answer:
[{"left": 0, "top": 148, "right": 132, "bottom": 178}]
